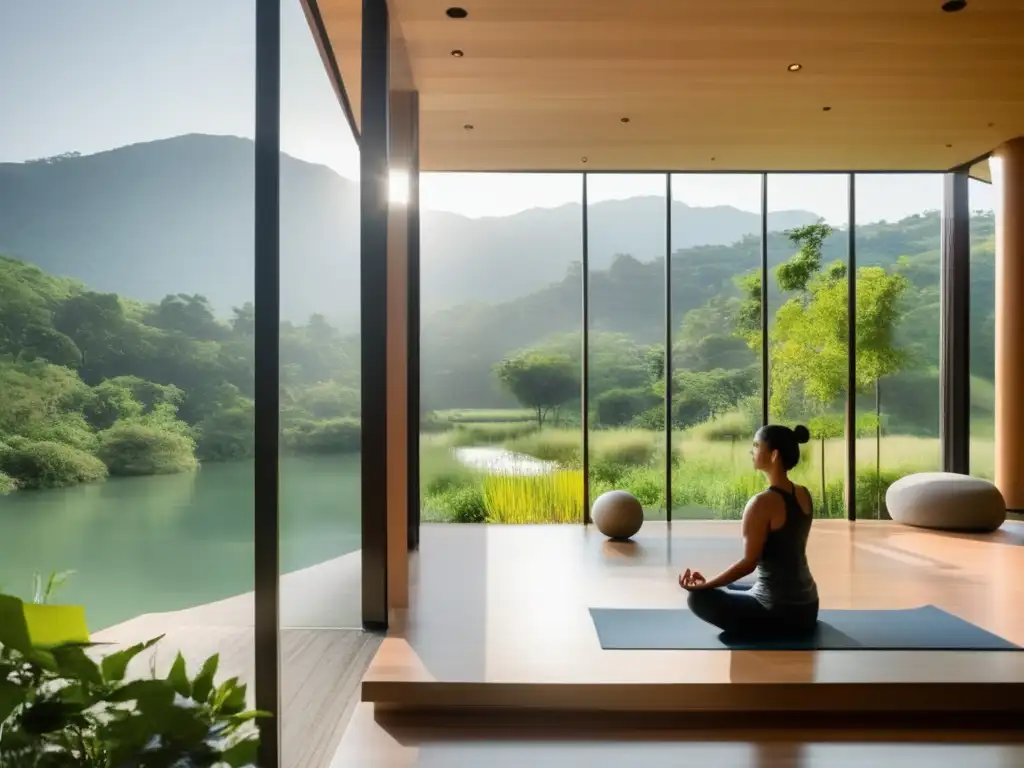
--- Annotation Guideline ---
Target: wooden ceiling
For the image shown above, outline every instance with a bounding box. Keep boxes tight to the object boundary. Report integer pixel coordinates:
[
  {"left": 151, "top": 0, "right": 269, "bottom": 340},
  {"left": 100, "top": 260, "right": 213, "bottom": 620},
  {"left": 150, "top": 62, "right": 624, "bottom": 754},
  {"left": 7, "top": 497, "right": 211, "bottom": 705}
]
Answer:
[{"left": 317, "top": 0, "right": 1024, "bottom": 174}]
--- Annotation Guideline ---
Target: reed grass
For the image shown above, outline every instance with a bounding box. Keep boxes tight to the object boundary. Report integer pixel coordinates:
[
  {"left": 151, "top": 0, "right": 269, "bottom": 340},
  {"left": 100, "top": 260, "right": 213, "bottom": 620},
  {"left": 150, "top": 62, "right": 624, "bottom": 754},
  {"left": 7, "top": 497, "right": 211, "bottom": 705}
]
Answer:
[{"left": 482, "top": 469, "right": 584, "bottom": 524}]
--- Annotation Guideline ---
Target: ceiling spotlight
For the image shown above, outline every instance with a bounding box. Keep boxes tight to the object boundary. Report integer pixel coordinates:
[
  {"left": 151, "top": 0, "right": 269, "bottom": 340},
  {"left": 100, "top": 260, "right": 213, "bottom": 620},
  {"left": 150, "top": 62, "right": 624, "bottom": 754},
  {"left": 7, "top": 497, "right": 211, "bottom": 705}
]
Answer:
[
  {"left": 450, "top": 49, "right": 464, "bottom": 57},
  {"left": 941, "top": 0, "right": 967, "bottom": 11},
  {"left": 446, "top": 6, "right": 468, "bottom": 18},
  {"left": 620, "top": 117, "right": 630, "bottom": 123},
  {"left": 710, "top": 156, "right": 716, "bottom": 162},
  {"left": 822, "top": 106, "right": 832, "bottom": 112},
  {"left": 946, "top": 143, "right": 953, "bottom": 148},
  {"left": 463, "top": 123, "right": 474, "bottom": 130},
  {"left": 787, "top": 63, "right": 802, "bottom": 72},
  {"left": 581, "top": 156, "right": 588, "bottom": 164}
]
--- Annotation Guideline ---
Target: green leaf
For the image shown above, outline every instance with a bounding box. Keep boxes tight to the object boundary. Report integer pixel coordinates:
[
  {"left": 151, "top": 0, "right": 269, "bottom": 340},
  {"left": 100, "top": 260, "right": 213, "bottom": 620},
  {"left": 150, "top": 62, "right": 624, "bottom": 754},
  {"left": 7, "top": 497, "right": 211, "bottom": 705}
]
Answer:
[
  {"left": 0, "top": 679, "right": 24, "bottom": 723},
  {"left": 167, "top": 652, "right": 190, "bottom": 697},
  {"left": 0, "top": 595, "right": 32, "bottom": 653},
  {"left": 219, "top": 680, "right": 248, "bottom": 715},
  {"left": 107, "top": 678, "right": 175, "bottom": 708},
  {"left": 24, "top": 647, "right": 58, "bottom": 673},
  {"left": 221, "top": 738, "right": 260, "bottom": 767},
  {"left": 51, "top": 644, "right": 102, "bottom": 686},
  {"left": 190, "top": 652, "right": 219, "bottom": 703},
  {"left": 101, "top": 634, "right": 163, "bottom": 683}
]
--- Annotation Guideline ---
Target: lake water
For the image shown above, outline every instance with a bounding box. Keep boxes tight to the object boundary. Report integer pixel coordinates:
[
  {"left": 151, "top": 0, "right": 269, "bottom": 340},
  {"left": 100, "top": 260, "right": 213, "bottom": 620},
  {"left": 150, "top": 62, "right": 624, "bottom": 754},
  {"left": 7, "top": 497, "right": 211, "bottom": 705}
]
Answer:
[
  {"left": 453, "top": 446, "right": 554, "bottom": 475},
  {"left": 0, "top": 455, "right": 361, "bottom": 630}
]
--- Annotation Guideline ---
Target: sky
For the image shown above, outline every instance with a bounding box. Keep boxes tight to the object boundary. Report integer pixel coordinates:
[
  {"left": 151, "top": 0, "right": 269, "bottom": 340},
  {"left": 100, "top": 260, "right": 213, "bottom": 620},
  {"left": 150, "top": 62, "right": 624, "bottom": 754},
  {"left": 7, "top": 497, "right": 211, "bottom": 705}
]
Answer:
[{"left": 1, "top": 1, "right": 994, "bottom": 222}]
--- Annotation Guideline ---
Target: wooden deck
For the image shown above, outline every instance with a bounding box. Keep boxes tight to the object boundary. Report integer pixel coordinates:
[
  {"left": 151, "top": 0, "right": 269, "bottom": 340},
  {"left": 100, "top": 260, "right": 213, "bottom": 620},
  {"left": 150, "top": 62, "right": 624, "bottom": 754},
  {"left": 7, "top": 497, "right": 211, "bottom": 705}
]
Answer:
[{"left": 360, "top": 521, "right": 1024, "bottom": 714}]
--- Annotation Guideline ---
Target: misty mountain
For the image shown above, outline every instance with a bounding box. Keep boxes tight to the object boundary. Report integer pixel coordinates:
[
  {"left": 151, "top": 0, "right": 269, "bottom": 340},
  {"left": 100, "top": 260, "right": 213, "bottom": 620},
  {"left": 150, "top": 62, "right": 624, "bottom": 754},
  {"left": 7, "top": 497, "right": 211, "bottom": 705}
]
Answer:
[{"left": 0, "top": 135, "right": 819, "bottom": 324}]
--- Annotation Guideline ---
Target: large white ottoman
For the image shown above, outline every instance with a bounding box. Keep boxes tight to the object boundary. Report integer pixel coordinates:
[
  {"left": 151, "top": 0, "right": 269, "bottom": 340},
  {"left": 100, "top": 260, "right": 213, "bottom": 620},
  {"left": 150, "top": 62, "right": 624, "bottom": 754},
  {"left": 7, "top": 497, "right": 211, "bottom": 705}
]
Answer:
[{"left": 885, "top": 472, "right": 1006, "bottom": 533}]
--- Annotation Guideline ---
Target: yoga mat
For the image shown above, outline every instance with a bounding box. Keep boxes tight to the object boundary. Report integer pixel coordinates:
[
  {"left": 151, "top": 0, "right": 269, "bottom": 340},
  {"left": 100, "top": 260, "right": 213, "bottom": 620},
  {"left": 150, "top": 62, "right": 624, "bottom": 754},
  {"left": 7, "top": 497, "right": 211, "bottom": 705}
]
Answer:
[{"left": 589, "top": 605, "right": 1020, "bottom": 651}]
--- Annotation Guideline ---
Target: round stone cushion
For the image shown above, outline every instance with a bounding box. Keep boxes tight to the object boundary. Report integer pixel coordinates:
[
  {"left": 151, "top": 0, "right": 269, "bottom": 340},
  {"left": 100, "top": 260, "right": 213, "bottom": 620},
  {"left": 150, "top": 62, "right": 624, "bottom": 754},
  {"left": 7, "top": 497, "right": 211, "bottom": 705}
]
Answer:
[
  {"left": 885, "top": 472, "right": 1006, "bottom": 532},
  {"left": 591, "top": 490, "right": 644, "bottom": 540}
]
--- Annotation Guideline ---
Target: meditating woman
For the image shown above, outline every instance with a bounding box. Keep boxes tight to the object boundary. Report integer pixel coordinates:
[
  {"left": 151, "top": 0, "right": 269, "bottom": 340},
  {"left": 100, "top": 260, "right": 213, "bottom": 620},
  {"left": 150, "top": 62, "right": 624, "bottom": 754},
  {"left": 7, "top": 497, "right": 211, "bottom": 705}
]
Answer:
[{"left": 679, "top": 424, "right": 819, "bottom": 639}]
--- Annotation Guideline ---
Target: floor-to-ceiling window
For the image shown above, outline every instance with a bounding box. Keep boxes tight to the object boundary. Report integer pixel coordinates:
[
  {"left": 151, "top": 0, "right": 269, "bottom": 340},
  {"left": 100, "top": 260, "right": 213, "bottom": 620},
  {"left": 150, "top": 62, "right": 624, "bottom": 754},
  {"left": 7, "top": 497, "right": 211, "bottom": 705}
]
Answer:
[
  {"left": 411, "top": 169, "right": 969, "bottom": 529},
  {"left": 668, "top": 174, "right": 763, "bottom": 519},
  {"left": 585, "top": 174, "right": 667, "bottom": 519},
  {"left": 0, "top": 0, "right": 254, "bottom": 682},
  {"left": 853, "top": 175, "right": 943, "bottom": 518},
  {"left": 969, "top": 174, "right": 997, "bottom": 478},
  {"left": 419, "top": 174, "right": 583, "bottom": 524},
  {"left": 765, "top": 174, "right": 850, "bottom": 518},
  {"left": 278, "top": 1, "right": 364, "bottom": 763}
]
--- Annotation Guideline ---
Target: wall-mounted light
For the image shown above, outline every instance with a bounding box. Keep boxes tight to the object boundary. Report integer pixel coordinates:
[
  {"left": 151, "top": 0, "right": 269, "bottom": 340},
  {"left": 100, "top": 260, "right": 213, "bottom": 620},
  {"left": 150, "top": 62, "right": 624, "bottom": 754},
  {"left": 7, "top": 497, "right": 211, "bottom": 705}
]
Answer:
[
  {"left": 941, "top": 0, "right": 967, "bottom": 11},
  {"left": 389, "top": 169, "right": 410, "bottom": 205},
  {"left": 451, "top": 49, "right": 464, "bottom": 57},
  {"left": 788, "top": 63, "right": 802, "bottom": 72},
  {"left": 464, "top": 123, "right": 474, "bottom": 131},
  {"left": 446, "top": 7, "right": 468, "bottom": 18}
]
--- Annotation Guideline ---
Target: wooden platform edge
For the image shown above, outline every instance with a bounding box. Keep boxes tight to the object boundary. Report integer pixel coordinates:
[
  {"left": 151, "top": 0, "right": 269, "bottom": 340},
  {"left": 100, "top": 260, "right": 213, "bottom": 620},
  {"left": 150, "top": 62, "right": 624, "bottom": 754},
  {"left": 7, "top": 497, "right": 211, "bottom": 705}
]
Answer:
[{"left": 361, "top": 680, "right": 1024, "bottom": 714}]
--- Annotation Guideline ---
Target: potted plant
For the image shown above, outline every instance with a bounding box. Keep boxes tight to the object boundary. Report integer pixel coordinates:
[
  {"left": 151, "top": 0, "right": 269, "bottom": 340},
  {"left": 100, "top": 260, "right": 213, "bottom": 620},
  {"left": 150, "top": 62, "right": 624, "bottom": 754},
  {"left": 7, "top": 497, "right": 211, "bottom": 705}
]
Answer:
[
  {"left": 0, "top": 590, "right": 267, "bottom": 766},
  {"left": 18, "top": 570, "right": 90, "bottom": 648}
]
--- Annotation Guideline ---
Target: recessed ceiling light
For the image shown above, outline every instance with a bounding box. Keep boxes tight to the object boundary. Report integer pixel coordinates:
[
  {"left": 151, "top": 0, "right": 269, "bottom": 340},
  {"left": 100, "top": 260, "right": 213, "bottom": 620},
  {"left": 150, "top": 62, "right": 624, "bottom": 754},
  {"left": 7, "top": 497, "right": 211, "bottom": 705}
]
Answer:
[
  {"left": 822, "top": 106, "right": 832, "bottom": 112},
  {"left": 450, "top": 49, "right": 464, "bottom": 57},
  {"left": 946, "top": 143, "right": 953, "bottom": 148},
  {"left": 463, "top": 123, "right": 474, "bottom": 130},
  {"left": 788, "top": 63, "right": 802, "bottom": 72},
  {"left": 620, "top": 117, "right": 630, "bottom": 123},
  {"left": 941, "top": 0, "right": 967, "bottom": 11},
  {"left": 710, "top": 156, "right": 716, "bottom": 162},
  {"left": 581, "top": 156, "right": 588, "bottom": 164},
  {"left": 446, "top": 6, "right": 468, "bottom": 18}
]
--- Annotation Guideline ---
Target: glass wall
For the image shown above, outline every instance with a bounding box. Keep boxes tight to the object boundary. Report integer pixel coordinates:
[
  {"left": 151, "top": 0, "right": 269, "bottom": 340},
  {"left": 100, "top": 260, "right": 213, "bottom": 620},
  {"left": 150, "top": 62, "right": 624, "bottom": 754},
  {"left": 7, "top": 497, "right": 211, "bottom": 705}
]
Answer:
[
  {"left": 412, "top": 170, "right": 976, "bottom": 525},
  {"left": 766, "top": 175, "right": 850, "bottom": 517},
  {"left": 969, "top": 175, "right": 997, "bottom": 478},
  {"left": 669, "top": 174, "right": 763, "bottom": 519},
  {"left": 278, "top": 1, "right": 362, "bottom": 763},
  {"left": 854, "top": 175, "right": 943, "bottom": 518},
  {"left": 585, "top": 174, "right": 667, "bottom": 519},
  {"left": 419, "top": 174, "right": 583, "bottom": 524},
  {"left": 0, "top": 0, "right": 254, "bottom": 678}
]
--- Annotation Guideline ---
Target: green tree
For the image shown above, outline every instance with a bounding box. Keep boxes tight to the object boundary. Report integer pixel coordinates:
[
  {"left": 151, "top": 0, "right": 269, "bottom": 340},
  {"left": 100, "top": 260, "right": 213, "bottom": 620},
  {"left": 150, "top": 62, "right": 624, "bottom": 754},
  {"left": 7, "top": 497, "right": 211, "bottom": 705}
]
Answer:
[
  {"left": 494, "top": 350, "right": 579, "bottom": 428},
  {"left": 53, "top": 291, "right": 126, "bottom": 378}
]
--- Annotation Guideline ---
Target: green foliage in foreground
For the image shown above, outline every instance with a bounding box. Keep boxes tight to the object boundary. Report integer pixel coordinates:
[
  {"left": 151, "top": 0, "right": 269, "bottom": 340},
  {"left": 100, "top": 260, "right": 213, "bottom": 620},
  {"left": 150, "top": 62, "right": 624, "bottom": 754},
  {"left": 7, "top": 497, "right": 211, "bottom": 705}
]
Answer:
[{"left": 0, "top": 592, "right": 265, "bottom": 766}]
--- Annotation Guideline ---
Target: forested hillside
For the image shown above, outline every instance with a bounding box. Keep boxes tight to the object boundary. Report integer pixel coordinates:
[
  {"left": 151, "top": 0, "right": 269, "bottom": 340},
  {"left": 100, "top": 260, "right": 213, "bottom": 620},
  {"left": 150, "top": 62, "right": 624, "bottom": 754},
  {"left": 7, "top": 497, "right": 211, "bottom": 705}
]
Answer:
[
  {"left": 0, "top": 256, "right": 358, "bottom": 493},
  {"left": 0, "top": 206, "right": 996, "bottom": 494},
  {"left": 423, "top": 210, "right": 996, "bottom": 417}
]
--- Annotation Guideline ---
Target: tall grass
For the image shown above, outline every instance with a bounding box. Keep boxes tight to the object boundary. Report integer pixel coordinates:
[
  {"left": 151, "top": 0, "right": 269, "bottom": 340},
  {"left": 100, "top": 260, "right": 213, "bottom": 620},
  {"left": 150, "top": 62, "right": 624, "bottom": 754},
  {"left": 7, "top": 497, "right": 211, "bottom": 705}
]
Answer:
[{"left": 482, "top": 470, "right": 583, "bottom": 524}]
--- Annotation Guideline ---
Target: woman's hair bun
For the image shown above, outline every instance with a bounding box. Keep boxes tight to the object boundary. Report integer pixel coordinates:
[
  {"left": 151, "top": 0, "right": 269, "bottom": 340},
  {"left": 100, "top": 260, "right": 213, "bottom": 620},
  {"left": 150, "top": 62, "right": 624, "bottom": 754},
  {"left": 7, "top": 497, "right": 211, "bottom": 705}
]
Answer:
[{"left": 793, "top": 424, "right": 811, "bottom": 444}]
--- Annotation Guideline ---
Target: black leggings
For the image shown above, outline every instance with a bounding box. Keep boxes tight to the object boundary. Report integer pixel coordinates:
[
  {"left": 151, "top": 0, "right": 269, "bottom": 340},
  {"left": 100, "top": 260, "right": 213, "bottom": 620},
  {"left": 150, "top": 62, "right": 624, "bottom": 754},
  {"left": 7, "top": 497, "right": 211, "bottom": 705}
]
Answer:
[{"left": 687, "top": 587, "right": 819, "bottom": 640}]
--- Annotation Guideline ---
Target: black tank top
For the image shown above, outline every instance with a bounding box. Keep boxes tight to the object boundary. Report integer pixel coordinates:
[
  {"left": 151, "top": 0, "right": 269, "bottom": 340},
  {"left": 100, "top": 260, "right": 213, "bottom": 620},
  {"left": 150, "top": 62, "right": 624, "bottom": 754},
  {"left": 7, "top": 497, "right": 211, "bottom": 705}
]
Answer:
[{"left": 748, "top": 484, "right": 819, "bottom": 609}]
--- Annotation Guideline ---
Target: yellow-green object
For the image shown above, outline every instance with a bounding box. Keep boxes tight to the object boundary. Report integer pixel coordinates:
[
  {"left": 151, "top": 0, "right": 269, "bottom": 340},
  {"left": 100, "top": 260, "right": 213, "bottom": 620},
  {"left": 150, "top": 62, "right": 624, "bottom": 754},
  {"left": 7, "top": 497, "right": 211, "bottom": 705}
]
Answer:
[{"left": 22, "top": 603, "right": 90, "bottom": 647}]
